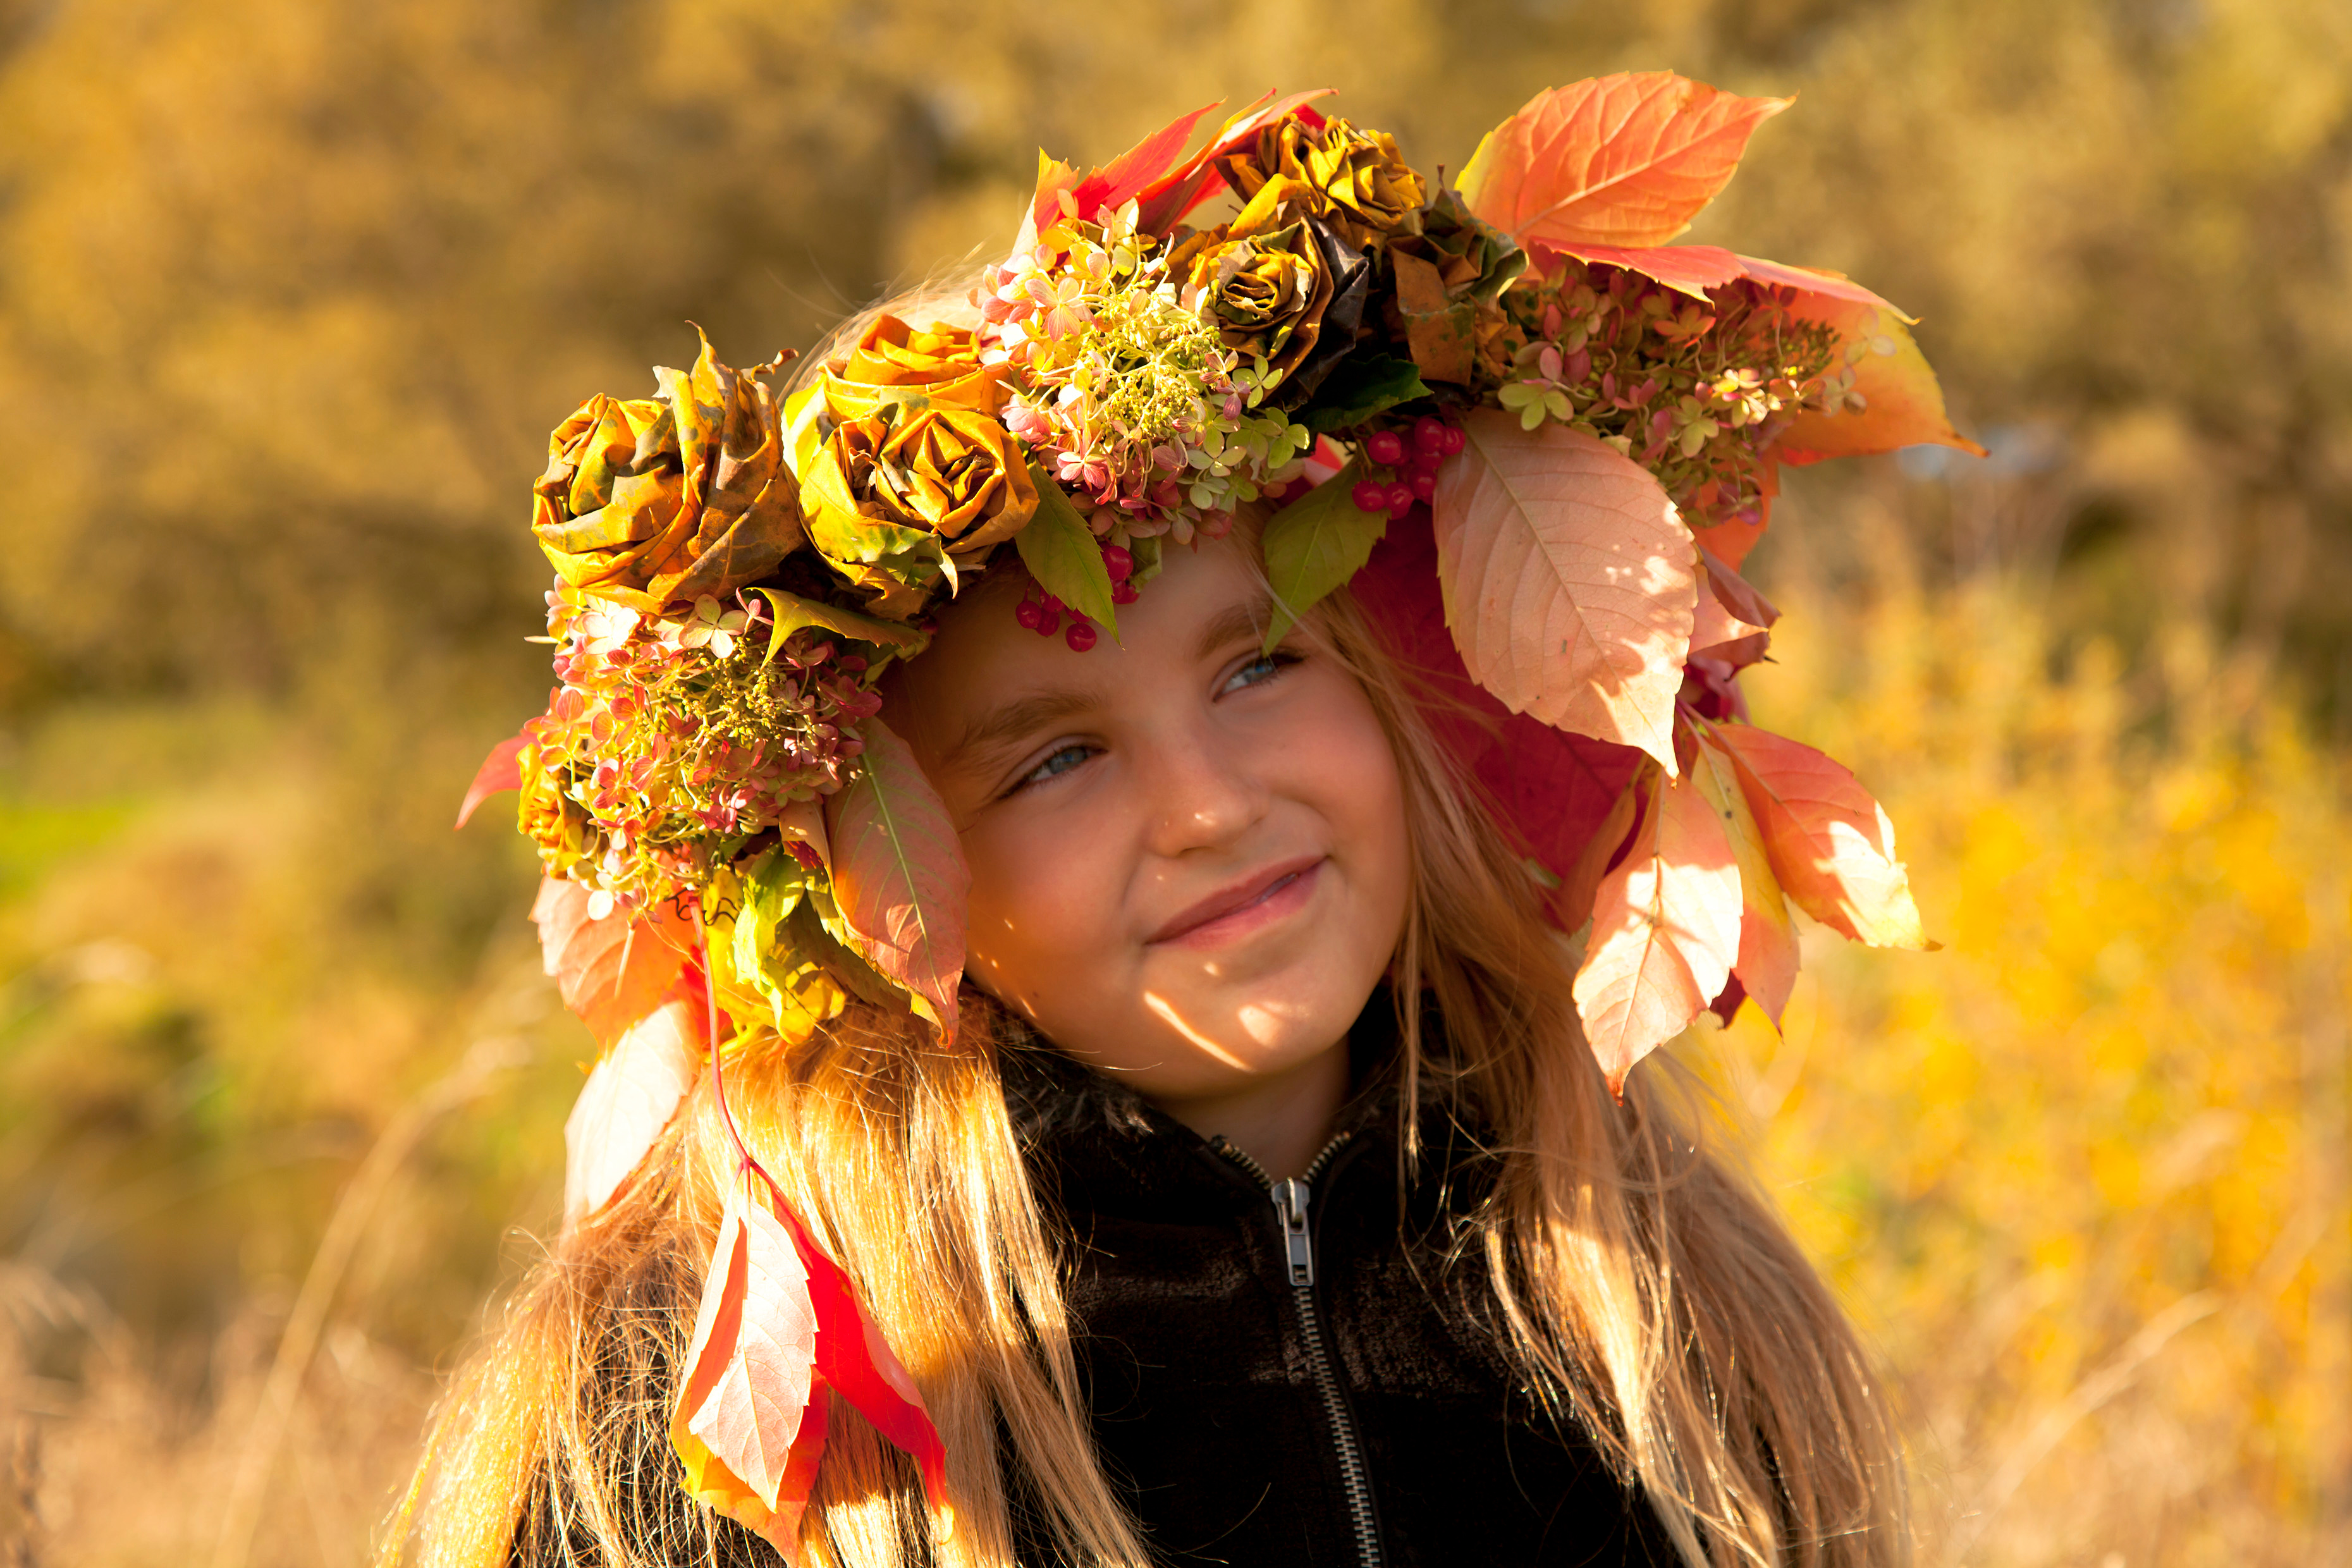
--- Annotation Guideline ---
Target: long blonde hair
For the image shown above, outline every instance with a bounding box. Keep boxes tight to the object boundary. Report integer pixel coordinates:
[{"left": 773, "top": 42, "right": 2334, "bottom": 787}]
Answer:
[{"left": 388, "top": 290, "right": 1906, "bottom": 1568}]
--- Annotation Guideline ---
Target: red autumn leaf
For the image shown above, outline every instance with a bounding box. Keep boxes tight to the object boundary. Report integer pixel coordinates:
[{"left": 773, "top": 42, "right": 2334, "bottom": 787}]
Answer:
[
  {"left": 824, "top": 718, "right": 972, "bottom": 1043},
  {"left": 1692, "top": 731, "right": 1799, "bottom": 1024},
  {"left": 1572, "top": 764, "right": 1744, "bottom": 1091},
  {"left": 1349, "top": 507, "right": 1646, "bottom": 905},
  {"left": 1459, "top": 73, "right": 1790, "bottom": 252},
  {"left": 530, "top": 876, "right": 696, "bottom": 1050},
  {"left": 1691, "top": 558, "right": 1773, "bottom": 658},
  {"left": 768, "top": 1190, "right": 951, "bottom": 1514},
  {"left": 1708, "top": 721, "right": 1932, "bottom": 949},
  {"left": 673, "top": 1171, "right": 826, "bottom": 1559},
  {"left": 1433, "top": 410, "right": 1695, "bottom": 771},
  {"left": 453, "top": 730, "right": 527, "bottom": 830},
  {"left": 561, "top": 972, "right": 703, "bottom": 1230},
  {"left": 1555, "top": 774, "right": 1642, "bottom": 935},
  {"left": 1132, "top": 89, "right": 1337, "bottom": 235}
]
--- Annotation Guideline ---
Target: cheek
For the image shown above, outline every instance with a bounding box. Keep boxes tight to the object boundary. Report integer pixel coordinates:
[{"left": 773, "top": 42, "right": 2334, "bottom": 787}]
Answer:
[
  {"left": 1280, "top": 682, "right": 1410, "bottom": 910},
  {"left": 957, "top": 797, "right": 1128, "bottom": 1014}
]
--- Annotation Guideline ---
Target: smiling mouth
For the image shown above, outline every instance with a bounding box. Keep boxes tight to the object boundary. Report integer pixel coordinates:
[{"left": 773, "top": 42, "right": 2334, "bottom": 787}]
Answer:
[{"left": 1147, "top": 855, "right": 1325, "bottom": 946}]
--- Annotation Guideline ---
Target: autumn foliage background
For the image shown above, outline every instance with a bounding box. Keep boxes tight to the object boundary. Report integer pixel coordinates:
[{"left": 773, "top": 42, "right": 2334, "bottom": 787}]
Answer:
[{"left": 0, "top": 1, "right": 2346, "bottom": 1564}]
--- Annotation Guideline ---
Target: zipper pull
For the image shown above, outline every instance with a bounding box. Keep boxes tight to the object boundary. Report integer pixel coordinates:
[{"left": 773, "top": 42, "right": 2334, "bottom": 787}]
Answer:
[{"left": 1271, "top": 1178, "right": 1314, "bottom": 1287}]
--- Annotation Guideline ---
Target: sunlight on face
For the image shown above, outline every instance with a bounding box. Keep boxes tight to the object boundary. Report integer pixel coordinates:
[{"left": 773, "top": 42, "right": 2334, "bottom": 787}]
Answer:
[{"left": 883, "top": 536, "right": 1411, "bottom": 1108}]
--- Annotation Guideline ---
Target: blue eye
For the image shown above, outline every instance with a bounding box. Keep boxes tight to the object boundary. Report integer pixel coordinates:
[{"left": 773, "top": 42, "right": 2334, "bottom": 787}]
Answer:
[
  {"left": 1222, "top": 652, "right": 1294, "bottom": 694},
  {"left": 1017, "top": 742, "right": 1093, "bottom": 790}
]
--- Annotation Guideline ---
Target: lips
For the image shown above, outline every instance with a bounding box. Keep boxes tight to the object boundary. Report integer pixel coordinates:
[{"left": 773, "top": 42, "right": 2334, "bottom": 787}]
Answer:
[{"left": 1146, "top": 855, "right": 1325, "bottom": 945}]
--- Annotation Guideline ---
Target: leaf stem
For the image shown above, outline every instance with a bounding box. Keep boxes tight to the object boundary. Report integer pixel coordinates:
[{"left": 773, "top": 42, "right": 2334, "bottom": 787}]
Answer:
[{"left": 690, "top": 898, "right": 756, "bottom": 1177}]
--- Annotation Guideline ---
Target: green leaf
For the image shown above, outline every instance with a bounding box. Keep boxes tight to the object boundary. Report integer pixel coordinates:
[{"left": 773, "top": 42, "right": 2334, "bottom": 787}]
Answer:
[
  {"left": 730, "top": 847, "right": 815, "bottom": 1032},
  {"left": 1014, "top": 462, "right": 1118, "bottom": 633},
  {"left": 791, "top": 883, "right": 905, "bottom": 1012},
  {"left": 1126, "top": 532, "right": 1165, "bottom": 586},
  {"left": 805, "top": 506, "right": 938, "bottom": 567},
  {"left": 1297, "top": 355, "right": 1433, "bottom": 435},
  {"left": 1259, "top": 462, "right": 1388, "bottom": 647},
  {"left": 780, "top": 383, "right": 830, "bottom": 482},
  {"left": 750, "top": 587, "right": 928, "bottom": 662}
]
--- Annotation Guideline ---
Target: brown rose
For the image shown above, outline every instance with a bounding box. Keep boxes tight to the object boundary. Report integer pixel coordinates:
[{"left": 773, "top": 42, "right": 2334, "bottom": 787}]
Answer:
[
  {"left": 1218, "top": 115, "right": 1427, "bottom": 253},
  {"left": 532, "top": 329, "right": 803, "bottom": 612},
  {"left": 1168, "top": 175, "right": 1341, "bottom": 386},
  {"left": 820, "top": 313, "right": 1008, "bottom": 424},
  {"left": 800, "top": 403, "right": 1040, "bottom": 597}
]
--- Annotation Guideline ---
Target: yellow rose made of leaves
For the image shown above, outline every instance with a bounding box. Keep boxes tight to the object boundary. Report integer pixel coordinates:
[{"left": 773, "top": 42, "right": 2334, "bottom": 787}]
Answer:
[
  {"left": 1169, "top": 175, "right": 1338, "bottom": 384},
  {"left": 516, "top": 738, "right": 595, "bottom": 881},
  {"left": 821, "top": 314, "right": 1009, "bottom": 424},
  {"left": 801, "top": 403, "right": 1039, "bottom": 560},
  {"left": 532, "top": 330, "right": 804, "bottom": 613},
  {"left": 1219, "top": 115, "right": 1427, "bottom": 254}
]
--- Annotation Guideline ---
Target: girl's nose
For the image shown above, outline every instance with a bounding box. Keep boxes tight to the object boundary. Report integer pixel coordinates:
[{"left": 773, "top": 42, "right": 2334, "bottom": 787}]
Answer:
[{"left": 1142, "top": 724, "right": 1271, "bottom": 859}]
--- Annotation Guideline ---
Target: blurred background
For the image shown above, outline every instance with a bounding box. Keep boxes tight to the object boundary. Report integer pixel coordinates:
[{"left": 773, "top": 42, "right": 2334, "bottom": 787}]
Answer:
[{"left": 0, "top": 0, "right": 2344, "bottom": 1563}]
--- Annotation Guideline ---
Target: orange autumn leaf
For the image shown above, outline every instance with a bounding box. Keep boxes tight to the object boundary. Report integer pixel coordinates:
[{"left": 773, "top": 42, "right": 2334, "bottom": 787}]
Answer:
[
  {"left": 561, "top": 974, "right": 702, "bottom": 1230},
  {"left": 1572, "top": 764, "right": 1743, "bottom": 1091},
  {"left": 823, "top": 717, "right": 972, "bottom": 1042},
  {"left": 1432, "top": 410, "right": 1694, "bottom": 771},
  {"left": 1761, "top": 266, "right": 1985, "bottom": 463},
  {"left": 529, "top": 875, "right": 695, "bottom": 1050},
  {"left": 673, "top": 1170, "right": 827, "bottom": 1560},
  {"left": 1692, "top": 730, "right": 1799, "bottom": 1024},
  {"left": 1708, "top": 721, "right": 1933, "bottom": 949},
  {"left": 1459, "top": 73, "right": 1790, "bottom": 252}
]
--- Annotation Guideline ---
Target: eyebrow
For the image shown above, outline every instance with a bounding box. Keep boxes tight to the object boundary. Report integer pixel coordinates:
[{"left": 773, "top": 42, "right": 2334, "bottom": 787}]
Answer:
[{"left": 938, "top": 594, "right": 1281, "bottom": 782}]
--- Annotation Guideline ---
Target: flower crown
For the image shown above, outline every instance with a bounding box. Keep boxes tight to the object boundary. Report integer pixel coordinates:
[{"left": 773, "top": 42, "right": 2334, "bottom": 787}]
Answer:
[{"left": 458, "top": 75, "right": 1977, "bottom": 1553}]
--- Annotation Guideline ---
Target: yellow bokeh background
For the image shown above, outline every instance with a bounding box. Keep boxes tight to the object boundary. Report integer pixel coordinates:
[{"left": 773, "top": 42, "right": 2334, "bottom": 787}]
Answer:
[{"left": 1, "top": 2, "right": 2344, "bottom": 1564}]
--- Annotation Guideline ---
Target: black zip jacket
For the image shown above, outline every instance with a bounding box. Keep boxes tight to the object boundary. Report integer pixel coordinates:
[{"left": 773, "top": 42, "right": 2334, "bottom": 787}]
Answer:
[{"left": 998, "top": 1008, "right": 1676, "bottom": 1568}]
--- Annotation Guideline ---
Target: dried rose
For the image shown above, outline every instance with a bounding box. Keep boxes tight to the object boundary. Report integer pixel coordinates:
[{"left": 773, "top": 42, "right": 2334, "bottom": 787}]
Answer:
[
  {"left": 1384, "top": 188, "right": 1529, "bottom": 386},
  {"left": 532, "top": 331, "right": 803, "bottom": 613},
  {"left": 1219, "top": 115, "right": 1428, "bottom": 254},
  {"left": 820, "top": 314, "right": 1008, "bottom": 424},
  {"left": 517, "top": 736, "right": 596, "bottom": 881},
  {"left": 800, "top": 403, "right": 1039, "bottom": 607},
  {"left": 1168, "top": 175, "right": 1342, "bottom": 386}
]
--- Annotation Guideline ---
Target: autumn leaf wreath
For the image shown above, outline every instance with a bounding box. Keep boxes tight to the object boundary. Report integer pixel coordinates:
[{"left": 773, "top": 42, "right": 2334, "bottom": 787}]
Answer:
[{"left": 456, "top": 73, "right": 1978, "bottom": 1551}]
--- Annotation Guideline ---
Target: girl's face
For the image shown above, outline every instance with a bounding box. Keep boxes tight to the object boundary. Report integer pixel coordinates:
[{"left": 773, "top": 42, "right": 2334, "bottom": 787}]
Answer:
[{"left": 885, "top": 535, "right": 1411, "bottom": 1106}]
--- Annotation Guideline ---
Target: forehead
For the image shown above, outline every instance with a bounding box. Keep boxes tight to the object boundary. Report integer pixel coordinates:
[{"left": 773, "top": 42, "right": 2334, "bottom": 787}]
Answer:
[{"left": 881, "top": 535, "right": 1268, "bottom": 754}]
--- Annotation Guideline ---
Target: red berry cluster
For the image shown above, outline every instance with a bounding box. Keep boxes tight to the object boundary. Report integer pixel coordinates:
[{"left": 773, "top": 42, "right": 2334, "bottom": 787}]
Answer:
[
  {"left": 1010, "top": 542, "right": 1137, "bottom": 652},
  {"left": 1350, "top": 415, "right": 1466, "bottom": 517}
]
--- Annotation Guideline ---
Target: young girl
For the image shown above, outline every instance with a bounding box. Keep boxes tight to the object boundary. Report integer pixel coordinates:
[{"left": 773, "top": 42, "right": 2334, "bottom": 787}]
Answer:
[{"left": 400, "top": 77, "right": 1968, "bottom": 1568}]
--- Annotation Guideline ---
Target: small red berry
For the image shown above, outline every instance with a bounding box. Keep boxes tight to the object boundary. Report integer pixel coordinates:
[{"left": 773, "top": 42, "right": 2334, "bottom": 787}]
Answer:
[
  {"left": 1409, "top": 448, "right": 1443, "bottom": 479},
  {"left": 1065, "top": 620, "right": 1098, "bottom": 652},
  {"left": 1440, "top": 424, "right": 1467, "bottom": 455},
  {"left": 1112, "top": 581, "right": 1141, "bottom": 604},
  {"left": 1351, "top": 479, "right": 1389, "bottom": 513},
  {"left": 1101, "top": 544, "right": 1134, "bottom": 583},
  {"left": 1014, "top": 600, "right": 1043, "bottom": 630},
  {"left": 1366, "top": 430, "right": 1406, "bottom": 465},
  {"left": 1412, "top": 415, "right": 1447, "bottom": 453},
  {"left": 1384, "top": 483, "right": 1415, "bottom": 515},
  {"left": 1036, "top": 611, "right": 1060, "bottom": 637},
  {"left": 1041, "top": 594, "right": 1065, "bottom": 617},
  {"left": 1409, "top": 471, "right": 1436, "bottom": 501}
]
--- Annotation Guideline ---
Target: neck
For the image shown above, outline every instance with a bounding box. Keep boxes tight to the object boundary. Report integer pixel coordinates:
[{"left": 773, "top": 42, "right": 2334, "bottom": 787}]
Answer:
[{"left": 1146, "top": 1042, "right": 1351, "bottom": 1182}]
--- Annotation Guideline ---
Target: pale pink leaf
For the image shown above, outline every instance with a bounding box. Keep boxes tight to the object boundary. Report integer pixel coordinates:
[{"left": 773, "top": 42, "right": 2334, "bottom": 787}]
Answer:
[
  {"left": 561, "top": 981, "right": 701, "bottom": 1230},
  {"left": 1572, "top": 765, "right": 1743, "bottom": 1091},
  {"left": 1433, "top": 411, "right": 1694, "bottom": 771},
  {"left": 823, "top": 718, "right": 972, "bottom": 1041},
  {"left": 673, "top": 1174, "right": 823, "bottom": 1541}
]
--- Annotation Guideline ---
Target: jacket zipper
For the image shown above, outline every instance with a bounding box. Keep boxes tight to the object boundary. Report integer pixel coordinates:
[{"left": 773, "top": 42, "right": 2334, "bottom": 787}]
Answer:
[{"left": 1211, "top": 1132, "right": 1386, "bottom": 1568}]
